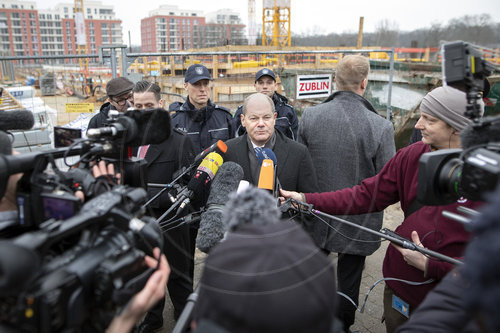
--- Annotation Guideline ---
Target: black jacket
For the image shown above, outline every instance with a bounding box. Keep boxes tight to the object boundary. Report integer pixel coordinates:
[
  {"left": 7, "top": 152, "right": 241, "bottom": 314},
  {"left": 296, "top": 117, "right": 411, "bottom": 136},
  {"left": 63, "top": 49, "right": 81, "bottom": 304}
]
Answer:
[
  {"left": 233, "top": 92, "right": 299, "bottom": 140},
  {"left": 88, "top": 101, "right": 114, "bottom": 129},
  {"left": 223, "top": 131, "right": 317, "bottom": 193},
  {"left": 170, "top": 99, "right": 234, "bottom": 154}
]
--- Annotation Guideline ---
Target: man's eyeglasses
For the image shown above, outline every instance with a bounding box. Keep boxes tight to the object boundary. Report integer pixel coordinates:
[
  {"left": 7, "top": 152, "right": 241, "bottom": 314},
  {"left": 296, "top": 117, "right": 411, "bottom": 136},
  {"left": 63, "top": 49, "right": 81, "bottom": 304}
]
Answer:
[{"left": 111, "top": 93, "right": 133, "bottom": 106}]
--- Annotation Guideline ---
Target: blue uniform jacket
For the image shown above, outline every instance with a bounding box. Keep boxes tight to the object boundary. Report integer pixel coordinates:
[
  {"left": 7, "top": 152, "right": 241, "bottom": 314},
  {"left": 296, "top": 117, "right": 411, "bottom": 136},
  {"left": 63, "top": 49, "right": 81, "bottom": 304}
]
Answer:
[{"left": 169, "top": 99, "right": 235, "bottom": 154}]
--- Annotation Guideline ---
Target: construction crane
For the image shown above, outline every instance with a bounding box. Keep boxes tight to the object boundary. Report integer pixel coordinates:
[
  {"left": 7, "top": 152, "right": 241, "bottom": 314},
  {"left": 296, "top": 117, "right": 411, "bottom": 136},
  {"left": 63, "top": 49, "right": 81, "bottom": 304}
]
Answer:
[
  {"left": 248, "top": 0, "right": 257, "bottom": 45},
  {"left": 262, "top": 0, "right": 291, "bottom": 47}
]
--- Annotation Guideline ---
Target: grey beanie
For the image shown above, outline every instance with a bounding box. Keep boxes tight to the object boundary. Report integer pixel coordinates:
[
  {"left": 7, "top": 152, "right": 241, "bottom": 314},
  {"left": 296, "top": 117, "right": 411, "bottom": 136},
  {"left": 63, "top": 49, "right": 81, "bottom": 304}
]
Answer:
[{"left": 420, "top": 86, "right": 484, "bottom": 131}]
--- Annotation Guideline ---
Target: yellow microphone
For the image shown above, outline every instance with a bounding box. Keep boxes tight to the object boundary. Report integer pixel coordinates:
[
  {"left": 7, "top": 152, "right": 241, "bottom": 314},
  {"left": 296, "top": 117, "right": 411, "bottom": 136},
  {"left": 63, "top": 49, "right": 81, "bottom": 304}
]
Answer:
[{"left": 257, "top": 158, "right": 275, "bottom": 191}]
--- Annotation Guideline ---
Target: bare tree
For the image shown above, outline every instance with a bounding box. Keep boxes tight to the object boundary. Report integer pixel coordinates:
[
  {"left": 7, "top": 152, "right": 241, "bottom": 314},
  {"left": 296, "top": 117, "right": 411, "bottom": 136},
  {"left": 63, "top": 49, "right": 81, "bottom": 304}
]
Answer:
[{"left": 374, "top": 19, "right": 400, "bottom": 46}]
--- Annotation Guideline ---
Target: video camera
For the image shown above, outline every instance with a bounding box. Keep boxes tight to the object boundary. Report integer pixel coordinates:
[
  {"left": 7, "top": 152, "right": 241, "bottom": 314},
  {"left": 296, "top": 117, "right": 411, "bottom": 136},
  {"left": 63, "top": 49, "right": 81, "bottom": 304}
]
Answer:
[
  {"left": 0, "top": 109, "right": 171, "bottom": 331},
  {"left": 417, "top": 41, "right": 500, "bottom": 205},
  {"left": 0, "top": 185, "right": 164, "bottom": 332},
  {"left": 0, "top": 108, "right": 174, "bottom": 229}
]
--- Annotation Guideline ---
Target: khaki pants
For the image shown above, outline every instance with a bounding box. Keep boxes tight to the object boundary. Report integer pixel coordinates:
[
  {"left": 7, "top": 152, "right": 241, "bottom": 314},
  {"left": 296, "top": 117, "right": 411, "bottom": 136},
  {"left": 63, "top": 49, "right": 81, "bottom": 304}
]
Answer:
[{"left": 383, "top": 284, "right": 412, "bottom": 333}]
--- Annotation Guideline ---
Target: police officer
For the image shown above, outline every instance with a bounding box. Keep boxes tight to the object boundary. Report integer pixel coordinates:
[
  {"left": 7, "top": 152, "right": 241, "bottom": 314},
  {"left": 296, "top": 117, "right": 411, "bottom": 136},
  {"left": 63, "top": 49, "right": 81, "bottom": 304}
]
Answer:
[
  {"left": 233, "top": 68, "right": 299, "bottom": 140},
  {"left": 169, "top": 64, "right": 235, "bottom": 154}
]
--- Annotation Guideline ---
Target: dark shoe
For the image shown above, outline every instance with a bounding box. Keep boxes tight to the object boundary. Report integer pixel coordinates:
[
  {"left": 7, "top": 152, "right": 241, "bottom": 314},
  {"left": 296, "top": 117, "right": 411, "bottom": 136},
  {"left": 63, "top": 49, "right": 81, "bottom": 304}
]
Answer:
[{"left": 136, "top": 320, "right": 163, "bottom": 333}]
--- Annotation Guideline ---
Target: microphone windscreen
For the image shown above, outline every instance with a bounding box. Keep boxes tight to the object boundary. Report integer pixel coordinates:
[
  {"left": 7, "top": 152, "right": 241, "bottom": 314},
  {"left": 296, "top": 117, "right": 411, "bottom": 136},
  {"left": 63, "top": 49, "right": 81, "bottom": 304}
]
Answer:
[
  {"left": 257, "top": 159, "right": 274, "bottom": 191},
  {"left": 197, "top": 161, "right": 244, "bottom": 253},
  {"left": 0, "top": 131, "right": 12, "bottom": 155},
  {"left": 460, "top": 117, "right": 500, "bottom": 149},
  {"left": 124, "top": 108, "right": 171, "bottom": 146},
  {"left": 0, "top": 110, "right": 35, "bottom": 131}
]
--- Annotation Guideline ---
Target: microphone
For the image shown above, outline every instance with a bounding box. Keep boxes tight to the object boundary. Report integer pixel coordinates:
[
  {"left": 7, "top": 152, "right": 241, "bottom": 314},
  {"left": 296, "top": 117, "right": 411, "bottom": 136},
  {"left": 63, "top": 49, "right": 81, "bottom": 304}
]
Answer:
[
  {"left": 156, "top": 152, "right": 223, "bottom": 225},
  {"left": 460, "top": 117, "right": 500, "bottom": 149},
  {"left": 237, "top": 180, "right": 250, "bottom": 194},
  {"left": 124, "top": 108, "right": 172, "bottom": 146},
  {"left": 87, "top": 115, "right": 138, "bottom": 144},
  {"left": 193, "top": 140, "right": 227, "bottom": 166},
  {"left": 0, "top": 131, "right": 12, "bottom": 155},
  {"left": 176, "top": 152, "right": 223, "bottom": 211},
  {"left": 0, "top": 110, "right": 35, "bottom": 131},
  {"left": 196, "top": 161, "right": 244, "bottom": 253},
  {"left": 87, "top": 108, "right": 172, "bottom": 147},
  {"left": 257, "top": 159, "right": 275, "bottom": 191},
  {"left": 256, "top": 148, "right": 281, "bottom": 197}
]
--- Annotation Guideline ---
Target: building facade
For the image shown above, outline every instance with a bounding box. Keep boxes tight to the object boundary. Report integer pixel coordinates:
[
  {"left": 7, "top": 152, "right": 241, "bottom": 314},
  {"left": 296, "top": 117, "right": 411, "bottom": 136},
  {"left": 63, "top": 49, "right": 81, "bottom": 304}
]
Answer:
[
  {"left": 141, "top": 6, "right": 246, "bottom": 51},
  {"left": 0, "top": 0, "right": 122, "bottom": 63},
  {"left": 141, "top": 5, "right": 205, "bottom": 52}
]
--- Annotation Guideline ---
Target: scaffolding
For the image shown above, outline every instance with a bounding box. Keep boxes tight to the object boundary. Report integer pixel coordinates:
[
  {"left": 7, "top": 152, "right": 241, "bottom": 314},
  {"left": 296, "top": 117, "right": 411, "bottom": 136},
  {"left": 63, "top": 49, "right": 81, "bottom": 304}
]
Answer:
[{"left": 262, "top": 0, "right": 291, "bottom": 47}]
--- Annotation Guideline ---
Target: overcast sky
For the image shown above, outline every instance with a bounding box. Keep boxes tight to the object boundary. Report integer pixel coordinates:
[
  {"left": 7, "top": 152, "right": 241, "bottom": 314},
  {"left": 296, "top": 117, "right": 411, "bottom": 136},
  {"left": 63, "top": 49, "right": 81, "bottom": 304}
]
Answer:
[{"left": 35, "top": 0, "right": 500, "bottom": 45}]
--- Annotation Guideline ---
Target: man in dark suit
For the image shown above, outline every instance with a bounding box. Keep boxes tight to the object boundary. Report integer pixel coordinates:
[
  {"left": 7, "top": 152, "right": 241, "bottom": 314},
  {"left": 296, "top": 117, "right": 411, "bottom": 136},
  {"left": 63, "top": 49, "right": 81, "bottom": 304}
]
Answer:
[
  {"left": 224, "top": 92, "right": 317, "bottom": 198},
  {"left": 131, "top": 81, "right": 196, "bottom": 333}
]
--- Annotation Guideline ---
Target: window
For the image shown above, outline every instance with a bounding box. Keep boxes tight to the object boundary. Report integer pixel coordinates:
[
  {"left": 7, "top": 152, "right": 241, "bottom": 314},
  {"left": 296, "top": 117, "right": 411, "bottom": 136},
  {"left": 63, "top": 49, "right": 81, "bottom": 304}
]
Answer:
[
  {"left": 64, "top": 7, "right": 68, "bottom": 13},
  {"left": 47, "top": 14, "right": 52, "bottom": 19},
  {"left": 12, "top": 13, "right": 20, "bottom": 19},
  {"left": 55, "top": 15, "right": 60, "bottom": 20}
]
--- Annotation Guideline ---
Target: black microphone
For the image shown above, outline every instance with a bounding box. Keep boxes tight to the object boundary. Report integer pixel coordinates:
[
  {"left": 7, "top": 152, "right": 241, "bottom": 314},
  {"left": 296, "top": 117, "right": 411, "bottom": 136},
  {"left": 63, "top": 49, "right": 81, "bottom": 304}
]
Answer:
[
  {"left": 196, "top": 161, "right": 244, "bottom": 253},
  {"left": 87, "top": 108, "right": 172, "bottom": 147},
  {"left": 123, "top": 108, "right": 172, "bottom": 146},
  {"left": 156, "top": 152, "right": 223, "bottom": 224},
  {"left": 460, "top": 116, "right": 500, "bottom": 149},
  {"left": 0, "top": 110, "right": 35, "bottom": 131},
  {"left": 87, "top": 115, "right": 138, "bottom": 143},
  {"left": 0, "top": 131, "right": 12, "bottom": 155}
]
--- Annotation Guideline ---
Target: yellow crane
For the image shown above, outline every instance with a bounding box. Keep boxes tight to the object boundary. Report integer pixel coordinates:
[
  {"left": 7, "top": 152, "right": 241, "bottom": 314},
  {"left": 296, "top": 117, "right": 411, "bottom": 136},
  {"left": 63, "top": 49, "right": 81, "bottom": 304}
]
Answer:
[{"left": 262, "top": 0, "right": 291, "bottom": 47}]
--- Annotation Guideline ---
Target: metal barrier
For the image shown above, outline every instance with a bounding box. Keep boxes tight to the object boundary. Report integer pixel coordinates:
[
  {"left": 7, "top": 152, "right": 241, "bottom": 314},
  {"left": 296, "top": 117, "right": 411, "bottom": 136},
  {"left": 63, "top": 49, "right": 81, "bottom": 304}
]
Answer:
[{"left": 0, "top": 46, "right": 397, "bottom": 124}]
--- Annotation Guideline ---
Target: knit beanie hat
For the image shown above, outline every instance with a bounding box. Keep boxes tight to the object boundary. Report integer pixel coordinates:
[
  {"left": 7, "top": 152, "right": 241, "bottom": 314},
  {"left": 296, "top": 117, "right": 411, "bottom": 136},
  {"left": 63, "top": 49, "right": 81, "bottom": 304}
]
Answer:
[
  {"left": 193, "top": 222, "right": 337, "bottom": 333},
  {"left": 420, "top": 86, "right": 484, "bottom": 131}
]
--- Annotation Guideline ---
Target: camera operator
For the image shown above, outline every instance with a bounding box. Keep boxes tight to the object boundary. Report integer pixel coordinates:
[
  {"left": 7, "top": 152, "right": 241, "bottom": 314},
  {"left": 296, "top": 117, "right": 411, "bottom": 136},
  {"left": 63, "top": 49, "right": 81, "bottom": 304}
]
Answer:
[
  {"left": 131, "top": 80, "right": 197, "bottom": 332},
  {"left": 396, "top": 181, "right": 500, "bottom": 333},
  {"left": 280, "top": 85, "right": 485, "bottom": 332},
  {"left": 0, "top": 138, "right": 171, "bottom": 332}
]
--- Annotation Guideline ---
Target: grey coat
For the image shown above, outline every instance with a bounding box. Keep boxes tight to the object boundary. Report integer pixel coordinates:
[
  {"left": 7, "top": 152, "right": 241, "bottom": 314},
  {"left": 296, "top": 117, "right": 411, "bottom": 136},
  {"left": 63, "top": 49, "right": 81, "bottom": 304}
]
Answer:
[{"left": 299, "top": 91, "right": 396, "bottom": 255}]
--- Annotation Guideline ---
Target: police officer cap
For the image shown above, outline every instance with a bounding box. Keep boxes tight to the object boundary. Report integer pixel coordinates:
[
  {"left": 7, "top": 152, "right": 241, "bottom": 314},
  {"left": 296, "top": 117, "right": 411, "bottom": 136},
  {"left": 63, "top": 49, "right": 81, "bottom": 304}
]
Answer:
[
  {"left": 185, "top": 64, "right": 212, "bottom": 84},
  {"left": 255, "top": 68, "right": 276, "bottom": 82}
]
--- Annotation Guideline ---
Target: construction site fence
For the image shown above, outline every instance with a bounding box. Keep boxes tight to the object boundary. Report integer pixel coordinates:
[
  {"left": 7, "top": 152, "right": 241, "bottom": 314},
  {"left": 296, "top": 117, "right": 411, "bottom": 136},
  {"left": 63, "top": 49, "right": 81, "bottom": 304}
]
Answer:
[{"left": 0, "top": 47, "right": 398, "bottom": 127}]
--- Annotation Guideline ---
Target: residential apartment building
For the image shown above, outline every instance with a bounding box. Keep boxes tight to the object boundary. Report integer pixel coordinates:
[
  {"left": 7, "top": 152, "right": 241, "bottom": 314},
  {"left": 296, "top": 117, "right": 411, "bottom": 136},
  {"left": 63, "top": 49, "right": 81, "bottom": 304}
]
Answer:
[
  {"left": 0, "top": 0, "right": 122, "bottom": 63},
  {"left": 141, "top": 5, "right": 205, "bottom": 52},
  {"left": 141, "top": 6, "right": 246, "bottom": 51},
  {"left": 201, "top": 9, "right": 246, "bottom": 47}
]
